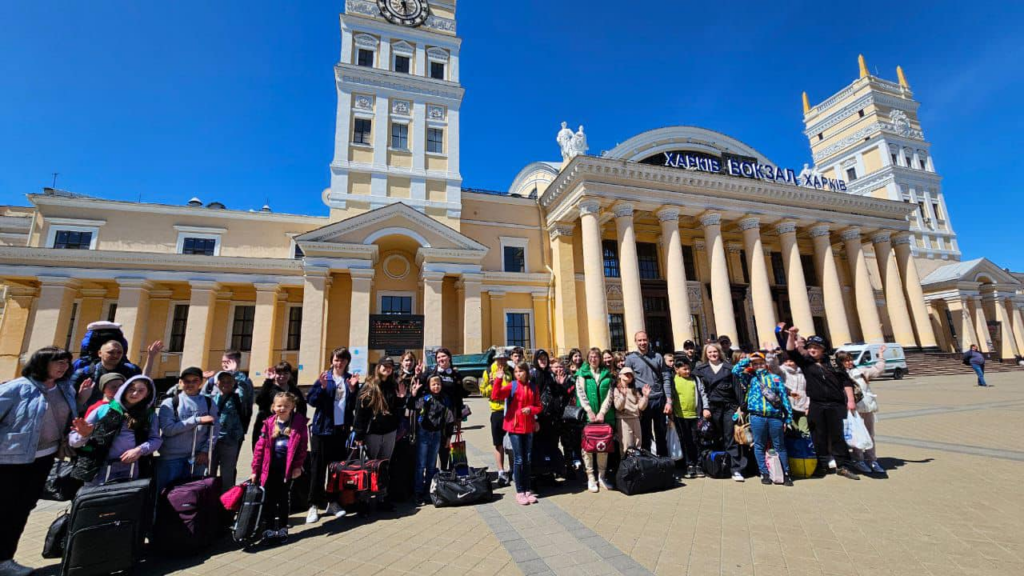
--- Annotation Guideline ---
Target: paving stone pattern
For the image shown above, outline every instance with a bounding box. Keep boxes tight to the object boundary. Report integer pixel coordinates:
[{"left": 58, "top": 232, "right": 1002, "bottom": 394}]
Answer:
[{"left": 14, "top": 371, "right": 1024, "bottom": 575}]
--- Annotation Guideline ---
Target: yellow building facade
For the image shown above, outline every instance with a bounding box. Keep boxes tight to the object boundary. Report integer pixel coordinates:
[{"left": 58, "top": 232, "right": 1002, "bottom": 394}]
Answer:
[{"left": 1, "top": 1, "right": 1021, "bottom": 383}]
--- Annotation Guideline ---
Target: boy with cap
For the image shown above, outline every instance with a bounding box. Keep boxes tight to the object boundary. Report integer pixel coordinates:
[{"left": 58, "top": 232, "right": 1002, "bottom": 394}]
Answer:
[
  {"left": 480, "top": 349, "right": 512, "bottom": 486},
  {"left": 785, "top": 327, "right": 860, "bottom": 480},
  {"left": 83, "top": 372, "right": 127, "bottom": 419},
  {"left": 155, "top": 366, "right": 219, "bottom": 497},
  {"left": 208, "top": 371, "right": 246, "bottom": 492}
]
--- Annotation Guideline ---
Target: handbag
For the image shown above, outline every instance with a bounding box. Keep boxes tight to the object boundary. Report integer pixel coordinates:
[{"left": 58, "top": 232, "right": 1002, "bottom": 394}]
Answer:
[
  {"left": 41, "top": 459, "right": 78, "bottom": 502},
  {"left": 450, "top": 427, "right": 469, "bottom": 476},
  {"left": 220, "top": 482, "right": 246, "bottom": 512},
  {"left": 42, "top": 510, "right": 70, "bottom": 559},
  {"left": 581, "top": 423, "right": 614, "bottom": 453},
  {"left": 562, "top": 405, "right": 586, "bottom": 424},
  {"left": 733, "top": 412, "right": 753, "bottom": 446}
]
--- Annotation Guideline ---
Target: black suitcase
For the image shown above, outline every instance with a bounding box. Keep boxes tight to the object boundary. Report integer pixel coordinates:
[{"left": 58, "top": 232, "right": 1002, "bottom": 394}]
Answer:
[
  {"left": 61, "top": 477, "right": 150, "bottom": 575},
  {"left": 430, "top": 468, "right": 492, "bottom": 507},
  {"left": 615, "top": 448, "right": 676, "bottom": 496},
  {"left": 231, "top": 482, "right": 265, "bottom": 545}
]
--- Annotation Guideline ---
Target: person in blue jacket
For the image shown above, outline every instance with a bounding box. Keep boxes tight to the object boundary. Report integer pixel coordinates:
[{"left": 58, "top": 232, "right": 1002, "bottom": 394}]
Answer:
[
  {"left": 305, "top": 347, "right": 360, "bottom": 524},
  {"left": 0, "top": 346, "right": 75, "bottom": 576},
  {"left": 733, "top": 353, "right": 794, "bottom": 486}
]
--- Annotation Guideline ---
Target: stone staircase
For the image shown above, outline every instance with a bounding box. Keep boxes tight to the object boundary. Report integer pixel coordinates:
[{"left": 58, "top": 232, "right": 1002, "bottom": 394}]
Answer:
[{"left": 904, "top": 350, "right": 1022, "bottom": 378}]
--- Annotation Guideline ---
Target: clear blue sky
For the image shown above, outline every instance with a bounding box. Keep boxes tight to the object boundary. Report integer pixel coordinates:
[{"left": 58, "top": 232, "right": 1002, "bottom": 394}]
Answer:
[{"left": 1, "top": 1, "right": 1021, "bottom": 268}]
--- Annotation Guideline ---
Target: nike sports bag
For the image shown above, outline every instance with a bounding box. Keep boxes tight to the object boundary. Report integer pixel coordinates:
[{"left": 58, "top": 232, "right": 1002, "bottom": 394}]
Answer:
[{"left": 430, "top": 467, "right": 492, "bottom": 507}]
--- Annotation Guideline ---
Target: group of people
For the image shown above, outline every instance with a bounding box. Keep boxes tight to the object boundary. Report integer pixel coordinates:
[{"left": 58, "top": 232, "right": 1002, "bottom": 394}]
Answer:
[{"left": 0, "top": 316, "right": 897, "bottom": 575}]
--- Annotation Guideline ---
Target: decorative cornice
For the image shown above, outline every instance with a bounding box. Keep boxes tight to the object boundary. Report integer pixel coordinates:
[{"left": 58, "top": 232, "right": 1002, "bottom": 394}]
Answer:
[
  {"left": 804, "top": 91, "right": 921, "bottom": 138},
  {"left": 0, "top": 246, "right": 304, "bottom": 275},
  {"left": 612, "top": 203, "right": 635, "bottom": 219},
  {"left": 482, "top": 271, "right": 550, "bottom": 285},
  {"left": 808, "top": 225, "right": 832, "bottom": 238},
  {"left": 840, "top": 228, "right": 862, "bottom": 242},
  {"left": 737, "top": 217, "right": 760, "bottom": 232},
  {"left": 547, "top": 223, "right": 574, "bottom": 240},
  {"left": 336, "top": 63, "right": 464, "bottom": 104},
  {"left": 656, "top": 207, "right": 680, "bottom": 222},
  {"left": 699, "top": 213, "right": 722, "bottom": 228},
  {"left": 775, "top": 221, "right": 797, "bottom": 235},
  {"left": 813, "top": 124, "right": 881, "bottom": 163},
  {"left": 189, "top": 280, "right": 220, "bottom": 292},
  {"left": 578, "top": 199, "right": 601, "bottom": 217},
  {"left": 79, "top": 288, "right": 109, "bottom": 298},
  {"left": 115, "top": 279, "right": 154, "bottom": 291},
  {"left": 29, "top": 195, "right": 326, "bottom": 226}
]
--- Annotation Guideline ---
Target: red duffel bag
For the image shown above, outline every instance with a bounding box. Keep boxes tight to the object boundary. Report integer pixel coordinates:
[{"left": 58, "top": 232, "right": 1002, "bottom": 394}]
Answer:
[{"left": 581, "top": 423, "right": 614, "bottom": 453}]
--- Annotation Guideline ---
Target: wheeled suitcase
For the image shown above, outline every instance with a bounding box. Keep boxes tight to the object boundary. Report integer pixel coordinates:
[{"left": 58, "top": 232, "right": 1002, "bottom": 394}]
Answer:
[
  {"left": 231, "top": 482, "right": 265, "bottom": 545},
  {"left": 153, "top": 424, "right": 223, "bottom": 555},
  {"left": 60, "top": 464, "right": 150, "bottom": 576},
  {"left": 615, "top": 448, "right": 676, "bottom": 495}
]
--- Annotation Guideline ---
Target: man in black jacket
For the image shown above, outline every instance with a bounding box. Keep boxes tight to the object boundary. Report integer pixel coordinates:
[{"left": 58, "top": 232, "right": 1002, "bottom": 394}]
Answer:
[
  {"left": 418, "top": 348, "right": 464, "bottom": 471},
  {"left": 785, "top": 326, "right": 860, "bottom": 480}
]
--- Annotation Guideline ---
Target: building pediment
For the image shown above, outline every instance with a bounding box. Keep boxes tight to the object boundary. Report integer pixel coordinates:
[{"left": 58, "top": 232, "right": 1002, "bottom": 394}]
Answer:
[{"left": 921, "top": 257, "right": 1021, "bottom": 288}]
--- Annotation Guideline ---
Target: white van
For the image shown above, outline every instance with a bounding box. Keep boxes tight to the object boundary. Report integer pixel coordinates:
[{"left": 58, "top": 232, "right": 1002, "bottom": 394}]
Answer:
[{"left": 835, "top": 343, "right": 908, "bottom": 380}]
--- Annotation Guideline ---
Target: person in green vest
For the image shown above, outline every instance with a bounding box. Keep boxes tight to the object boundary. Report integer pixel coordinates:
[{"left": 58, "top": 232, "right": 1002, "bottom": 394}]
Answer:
[{"left": 575, "top": 347, "right": 614, "bottom": 493}]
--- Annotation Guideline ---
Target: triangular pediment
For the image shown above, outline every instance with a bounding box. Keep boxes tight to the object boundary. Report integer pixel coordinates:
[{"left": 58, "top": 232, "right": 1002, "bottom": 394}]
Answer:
[
  {"left": 922, "top": 257, "right": 1021, "bottom": 287},
  {"left": 295, "top": 203, "right": 487, "bottom": 253}
]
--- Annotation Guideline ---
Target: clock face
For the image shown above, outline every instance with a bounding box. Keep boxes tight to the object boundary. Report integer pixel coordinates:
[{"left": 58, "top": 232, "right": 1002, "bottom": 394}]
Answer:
[{"left": 377, "top": 0, "right": 429, "bottom": 27}]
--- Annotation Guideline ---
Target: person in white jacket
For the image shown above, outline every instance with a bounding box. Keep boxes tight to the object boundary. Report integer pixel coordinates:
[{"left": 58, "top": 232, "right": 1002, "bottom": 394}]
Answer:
[
  {"left": 767, "top": 350, "right": 809, "bottom": 435},
  {"left": 836, "top": 345, "right": 887, "bottom": 477}
]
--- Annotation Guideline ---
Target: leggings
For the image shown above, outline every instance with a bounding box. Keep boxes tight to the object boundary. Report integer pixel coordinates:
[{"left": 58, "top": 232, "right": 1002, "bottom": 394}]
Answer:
[{"left": 807, "top": 402, "right": 852, "bottom": 469}]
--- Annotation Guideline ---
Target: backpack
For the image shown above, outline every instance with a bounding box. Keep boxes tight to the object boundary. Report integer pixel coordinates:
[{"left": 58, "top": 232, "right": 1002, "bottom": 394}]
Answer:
[
  {"left": 701, "top": 450, "right": 732, "bottom": 479},
  {"left": 74, "top": 323, "right": 129, "bottom": 371},
  {"left": 166, "top": 392, "right": 213, "bottom": 422}
]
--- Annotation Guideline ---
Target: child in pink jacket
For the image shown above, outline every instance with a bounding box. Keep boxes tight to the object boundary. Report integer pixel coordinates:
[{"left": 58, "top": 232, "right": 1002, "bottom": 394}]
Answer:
[{"left": 251, "top": 392, "right": 309, "bottom": 541}]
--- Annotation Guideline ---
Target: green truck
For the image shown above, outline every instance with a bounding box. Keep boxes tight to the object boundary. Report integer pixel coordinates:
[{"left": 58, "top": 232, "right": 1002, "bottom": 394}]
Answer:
[{"left": 425, "top": 346, "right": 514, "bottom": 396}]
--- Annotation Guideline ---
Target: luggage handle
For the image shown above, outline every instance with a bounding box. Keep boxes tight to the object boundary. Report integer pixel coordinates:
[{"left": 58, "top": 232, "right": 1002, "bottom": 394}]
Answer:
[
  {"left": 189, "top": 421, "right": 215, "bottom": 478},
  {"left": 101, "top": 461, "right": 137, "bottom": 485}
]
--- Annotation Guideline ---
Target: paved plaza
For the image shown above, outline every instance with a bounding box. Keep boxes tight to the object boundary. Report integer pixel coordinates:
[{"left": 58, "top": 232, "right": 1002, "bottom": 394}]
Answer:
[{"left": 15, "top": 371, "right": 1024, "bottom": 576}]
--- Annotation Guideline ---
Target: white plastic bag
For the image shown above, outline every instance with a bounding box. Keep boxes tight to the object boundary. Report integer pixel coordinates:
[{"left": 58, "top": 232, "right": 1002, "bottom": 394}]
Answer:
[
  {"left": 843, "top": 410, "right": 874, "bottom": 451},
  {"left": 666, "top": 420, "right": 684, "bottom": 461},
  {"left": 765, "top": 449, "right": 784, "bottom": 484}
]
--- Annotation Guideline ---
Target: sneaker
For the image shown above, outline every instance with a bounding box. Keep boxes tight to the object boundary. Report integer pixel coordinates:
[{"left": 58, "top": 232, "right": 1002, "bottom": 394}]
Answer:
[
  {"left": 515, "top": 492, "right": 530, "bottom": 506},
  {"left": 326, "top": 501, "right": 346, "bottom": 518},
  {"left": 783, "top": 475, "right": 794, "bottom": 487},
  {"left": 0, "top": 560, "right": 34, "bottom": 576},
  {"left": 760, "top": 474, "right": 772, "bottom": 485},
  {"left": 836, "top": 467, "right": 861, "bottom": 480},
  {"left": 686, "top": 466, "right": 697, "bottom": 479},
  {"left": 588, "top": 479, "right": 599, "bottom": 493},
  {"left": 262, "top": 529, "right": 277, "bottom": 541},
  {"left": 497, "top": 471, "right": 510, "bottom": 487},
  {"left": 598, "top": 477, "right": 614, "bottom": 491},
  {"left": 853, "top": 460, "right": 872, "bottom": 475},
  {"left": 695, "top": 467, "right": 706, "bottom": 478},
  {"left": 305, "top": 505, "right": 320, "bottom": 524},
  {"left": 827, "top": 458, "right": 837, "bottom": 470},
  {"left": 573, "top": 459, "right": 583, "bottom": 471},
  {"left": 276, "top": 527, "right": 289, "bottom": 541},
  {"left": 732, "top": 472, "right": 745, "bottom": 482},
  {"left": 870, "top": 461, "right": 888, "bottom": 476},
  {"left": 525, "top": 491, "right": 539, "bottom": 503}
]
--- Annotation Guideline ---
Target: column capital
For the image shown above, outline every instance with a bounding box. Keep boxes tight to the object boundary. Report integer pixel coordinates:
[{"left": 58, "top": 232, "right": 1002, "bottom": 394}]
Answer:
[
  {"left": 79, "top": 288, "right": 108, "bottom": 299},
  {"left": 149, "top": 289, "right": 173, "bottom": 300},
  {"left": 115, "top": 278, "right": 154, "bottom": 291},
  {"left": 726, "top": 242, "right": 743, "bottom": 254},
  {"left": 303, "top": 265, "right": 331, "bottom": 279},
  {"left": 421, "top": 270, "right": 445, "bottom": 283},
  {"left": 488, "top": 290, "right": 506, "bottom": 298},
  {"left": 578, "top": 199, "right": 602, "bottom": 217},
  {"left": 808, "top": 224, "right": 832, "bottom": 238},
  {"left": 188, "top": 280, "right": 220, "bottom": 292},
  {"left": 531, "top": 292, "right": 548, "bottom": 302},
  {"left": 775, "top": 221, "right": 798, "bottom": 235},
  {"left": 5, "top": 284, "right": 38, "bottom": 298},
  {"left": 455, "top": 272, "right": 484, "bottom": 288},
  {"left": 699, "top": 212, "right": 722, "bottom": 228},
  {"left": 737, "top": 217, "right": 761, "bottom": 231},
  {"left": 871, "top": 231, "right": 892, "bottom": 245},
  {"left": 694, "top": 240, "right": 706, "bottom": 251},
  {"left": 612, "top": 203, "right": 635, "bottom": 219},
  {"left": 892, "top": 233, "right": 913, "bottom": 246},
  {"left": 350, "top": 268, "right": 376, "bottom": 280},
  {"left": 547, "top": 222, "right": 575, "bottom": 240},
  {"left": 656, "top": 207, "right": 680, "bottom": 222},
  {"left": 253, "top": 282, "right": 282, "bottom": 293},
  {"left": 840, "top": 227, "right": 862, "bottom": 242},
  {"left": 37, "top": 276, "right": 80, "bottom": 288}
]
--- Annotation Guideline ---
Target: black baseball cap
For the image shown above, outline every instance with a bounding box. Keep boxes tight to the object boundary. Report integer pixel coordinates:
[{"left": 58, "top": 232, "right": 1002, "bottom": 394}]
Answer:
[
  {"left": 806, "top": 335, "right": 828, "bottom": 349},
  {"left": 683, "top": 340, "right": 696, "bottom": 350},
  {"left": 180, "top": 366, "right": 204, "bottom": 380}
]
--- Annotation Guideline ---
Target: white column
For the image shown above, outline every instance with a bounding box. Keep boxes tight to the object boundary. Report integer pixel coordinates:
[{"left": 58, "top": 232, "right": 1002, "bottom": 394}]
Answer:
[
  {"left": 871, "top": 232, "right": 917, "bottom": 347},
  {"left": 700, "top": 213, "right": 738, "bottom": 343},
  {"left": 181, "top": 281, "right": 219, "bottom": 370},
  {"left": 989, "top": 295, "right": 1019, "bottom": 360},
  {"left": 458, "top": 273, "right": 483, "bottom": 354},
  {"left": 614, "top": 203, "right": 646, "bottom": 340},
  {"left": 298, "top": 270, "right": 330, "bottom": 384},
  {"left": 349, "top": 269, "right": 374, "bottom": 359},
  {"left": 579, "top": 200, "right": 610, "bottom": 349},
  {"left": 1010, "top": 302, "right": 1024, "bottom": 358},
  {"left": 658, "top": 208, "right": 694, "bottom": 347},
  {"left": 841, "top": 228, "right": 885, "bottom": 343},
  {"left": 24, "top": 277, "right": 79, "bottom": 354},
  {"left": 809, "top": 225, "right": 852, "bottom": 345},
  {"left": 114, "top": 279, "right": 154, "bottom": 361},
  {"left": 738, "top": 217, "right": 777, "bottom": 347},
  {"left": 422, "top": 271, "right": 445, "bottom": 352},
  {"left": 892, "top": 234, "right": 939, "bottom": 348},
  {"left": 775, "top": 221, "right": 815, "bottom": 334}
]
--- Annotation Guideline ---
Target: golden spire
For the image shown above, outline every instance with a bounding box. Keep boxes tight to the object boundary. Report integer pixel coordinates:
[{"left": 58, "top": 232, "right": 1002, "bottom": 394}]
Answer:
[
  {"left": 897, "top": 65, "right": 910, "bottom": 89},
  {"left": 802, "top": 91, "right": 810, "bottom": 114},
  {"left": 858, "top": 54, "right": 869, "bottom": 78}
]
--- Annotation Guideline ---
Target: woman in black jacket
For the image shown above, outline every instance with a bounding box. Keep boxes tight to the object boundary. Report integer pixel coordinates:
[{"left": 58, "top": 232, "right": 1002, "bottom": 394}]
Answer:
[
  {"left": 252, "top": 362, "right": 306, "bottom": 450},
  {"left": 693, "top": 343, "right": 746, "bottom": 481},
  {"left": 418, "top": 348, "right": 465, "bottom": 471},
  {"left": 353, "top": 358, "right": 403, "bottom": 512}
]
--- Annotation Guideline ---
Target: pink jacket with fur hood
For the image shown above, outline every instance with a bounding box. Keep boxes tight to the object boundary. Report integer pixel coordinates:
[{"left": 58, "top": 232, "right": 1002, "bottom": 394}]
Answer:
[{"left": 251, "top": 412, "right": 309, "bottom": 485}]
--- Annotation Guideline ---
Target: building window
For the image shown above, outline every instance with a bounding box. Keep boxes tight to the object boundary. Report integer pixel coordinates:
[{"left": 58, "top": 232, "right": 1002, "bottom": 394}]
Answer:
[
  {"left": 932, "top": 202, "right": 942, "bottom": 221},
  {"left": 690, "top": 314, "right": 703, "bottom": 345},
  {"left": 285, "top": 307, "right": 302, "bottom": 350},
  {"left": 817, "top": 133, "right": 823, "bottom": 141},
  {"left": 858, "top": 109, "right": 865, "bottom": 118},
  {"left": 381, "top": 295, "right": 413, "bottom": 315},
  {"left": 682, "top": 244, "right": 697, "bottom": 281},
  {"left": 293, "top": 243, "right": 304, "bottom": 259},
  {"left": 891, "top": 153, "right": 898, "bottom": 165},
  {"left": 391, "top": 123, "right": 409, "bottom": 150},
  {"left": 394, "top": 55, "right": 411, "bottom": 74},
  {"left": 357, "top": 48, "right": 374, "bottom": 67},
  {"left": 52, "top": 229, "right": 94, "bottom": 250},
  {"left": 427, "top": 128, "right": 444, "bottom": 154},
  {"left": 353, "top": 118, "right": 372, "bottom": 145},
  {"left": 506, "top": 312, "right": 532, "bottom": 349},
  {"left": 106, "top": 303, "right": 118, "bottom": 323},
  {"left": 64, "top": 302, "right": 79, "bottom": 351},
  {"left": 602, "top": 240, "right": 620, "bottom": 278},
  {"left": 739, "top": 250, "right": 750, "bottom": 284},
  {"left": 181, "top": 237, "right": 217, "bottom": 256},
  {"left": 609, "top": 314, "right": 626, "bottom": 351},
  {"left": 168, "top": 304, "right": 189, "bottom": 353},
  {"left": 503, "top": 246, "right": 525, "bottom": 273},
  {"left": 918, "top": 156, "right": 927, "bottom": 170},
  {"left": 846, "top": 167, "right": 857, "bottom": 181},
  {"left": 801, "top": 254, "right": 818, "bottom": 287},
  {"left": 636, "top": 243, "right": 660, "bottom": 280},
  {"left": 430, "top": 61, "right": 445, "bottom": 80},
  {"left": 230, "top": 305, "right": 256, "bottom": 352},
  {"left": 770, "top": 252, "right": 787, "bottom": 285}
]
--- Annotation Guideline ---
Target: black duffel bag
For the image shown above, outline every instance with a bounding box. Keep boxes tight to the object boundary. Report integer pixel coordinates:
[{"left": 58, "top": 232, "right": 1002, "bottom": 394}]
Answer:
[
  {"left": 430, "top": 467, "right": 492, "bottom": 507},
  {"left": 615, "top": 447, "right": 676, "bottom": 496},
  {"left": 562, "top": 405, "right": 586, "bottom": 425}
]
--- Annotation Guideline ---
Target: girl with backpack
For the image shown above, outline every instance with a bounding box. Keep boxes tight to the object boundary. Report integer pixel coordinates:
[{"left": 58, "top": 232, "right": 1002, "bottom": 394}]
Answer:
[
  {"left": 492, "top": 361, "right": 543, "bottom": 506},
  {"left": 575, "top": 348, "right": 615, "bottom": 493},
  {"left": 69, "top": 375, "right": 160, "bottom": 486},
  {"left": 251, "top": 392, "right": 309, "bottom": 543},
  {"left": 408, "top": 375, "right": 455, "bottom": 505}
]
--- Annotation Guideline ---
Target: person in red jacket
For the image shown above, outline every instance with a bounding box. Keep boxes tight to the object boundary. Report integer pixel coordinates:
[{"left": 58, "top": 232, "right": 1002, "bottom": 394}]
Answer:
[
  {"left": 492, "top": 361, "right": 543, "bottom": 506},
  {"left": 251, "top": 392, "right": 309, "bottom": 543}
]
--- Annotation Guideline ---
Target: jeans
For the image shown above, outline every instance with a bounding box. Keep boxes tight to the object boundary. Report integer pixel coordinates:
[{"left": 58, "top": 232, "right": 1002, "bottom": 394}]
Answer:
[
  {"left": 640, "top": 399, "right": 669, "bottom": 456},
  {"left": 0, "top": 454, "right": 53, "bottom": 561},
  {"left": 415, "top": 428, "right": 442, "bottom": 496},
  {"left": 749, "top": 414, "right": 789, "bottom": 476},
  {"left": 212, "top": 438, "right": 242, "bottom": 493},
  {"left": 508, "top": 433, "right": 533, "bottom": 493},
  {"left": 971, "top": 364, "right": 987, "bottom": 386}
]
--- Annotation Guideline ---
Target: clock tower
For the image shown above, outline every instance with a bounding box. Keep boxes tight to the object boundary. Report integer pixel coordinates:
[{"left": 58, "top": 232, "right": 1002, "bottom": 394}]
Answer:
[{"left": 326, "top": 0, "right": 464, "bottom": 228}]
